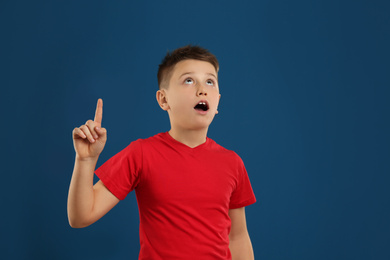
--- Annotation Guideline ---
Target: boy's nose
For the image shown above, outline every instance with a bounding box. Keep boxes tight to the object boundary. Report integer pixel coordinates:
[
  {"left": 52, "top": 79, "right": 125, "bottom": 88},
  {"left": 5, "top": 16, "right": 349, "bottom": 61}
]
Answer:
[{"left": 197, "top": 84, "right": 207, "bottom": 96}]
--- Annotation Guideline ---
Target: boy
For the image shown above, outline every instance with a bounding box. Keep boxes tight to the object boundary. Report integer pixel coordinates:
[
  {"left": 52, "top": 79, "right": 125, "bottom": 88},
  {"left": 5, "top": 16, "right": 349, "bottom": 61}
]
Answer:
[{"left": 68, "top": 45, "right": 256, "bottom": 259}]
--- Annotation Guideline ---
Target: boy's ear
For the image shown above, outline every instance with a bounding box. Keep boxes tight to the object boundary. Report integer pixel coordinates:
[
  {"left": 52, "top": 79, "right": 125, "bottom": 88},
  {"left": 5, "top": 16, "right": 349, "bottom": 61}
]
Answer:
[
  {"left": 216, "top": 94, "right": 221, "bottom": 114},
  {"left": 156, "top": 89, "right": 169, "bottom": 111}
]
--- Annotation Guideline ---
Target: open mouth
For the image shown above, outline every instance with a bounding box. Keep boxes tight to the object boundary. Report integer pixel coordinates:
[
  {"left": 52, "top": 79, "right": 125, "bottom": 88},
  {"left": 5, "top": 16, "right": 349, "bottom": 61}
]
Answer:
[{"left": 194, "top": 101, "right": 209, "bottom": 112}]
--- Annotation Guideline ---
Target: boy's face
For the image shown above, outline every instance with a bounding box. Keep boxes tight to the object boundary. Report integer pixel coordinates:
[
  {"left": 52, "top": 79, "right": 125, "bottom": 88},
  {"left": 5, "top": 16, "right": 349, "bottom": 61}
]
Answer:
[{"left": 157, "top": 59, "right": 221, "bottom": 131}]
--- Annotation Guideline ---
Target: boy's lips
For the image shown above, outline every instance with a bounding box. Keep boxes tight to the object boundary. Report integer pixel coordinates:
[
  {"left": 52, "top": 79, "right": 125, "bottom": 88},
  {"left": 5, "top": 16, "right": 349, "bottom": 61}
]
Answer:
[{"left": 194, "top": 100, "right": 209, "bottom": 114}]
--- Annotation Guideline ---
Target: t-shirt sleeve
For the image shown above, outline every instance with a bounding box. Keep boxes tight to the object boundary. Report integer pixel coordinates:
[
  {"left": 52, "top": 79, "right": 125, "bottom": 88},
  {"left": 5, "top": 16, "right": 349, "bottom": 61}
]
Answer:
[
  {"left": 95, "top": 139, "right": 143, "bottom": 200},
  {"left": 229, "top": 154, "right": 256, "bottom": 209}
]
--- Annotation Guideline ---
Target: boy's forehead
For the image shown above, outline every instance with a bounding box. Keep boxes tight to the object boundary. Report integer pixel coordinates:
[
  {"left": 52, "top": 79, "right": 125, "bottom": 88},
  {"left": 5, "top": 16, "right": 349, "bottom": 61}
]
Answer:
[{"left": 172, "top": 59, "right": 218, "bottom": 78}]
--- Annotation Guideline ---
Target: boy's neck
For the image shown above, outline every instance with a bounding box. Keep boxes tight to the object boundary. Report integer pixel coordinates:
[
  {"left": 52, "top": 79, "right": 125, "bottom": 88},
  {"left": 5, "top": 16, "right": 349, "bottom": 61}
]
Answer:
[{"left": 168, "top": 128, "right": 208, "bottom": 148}]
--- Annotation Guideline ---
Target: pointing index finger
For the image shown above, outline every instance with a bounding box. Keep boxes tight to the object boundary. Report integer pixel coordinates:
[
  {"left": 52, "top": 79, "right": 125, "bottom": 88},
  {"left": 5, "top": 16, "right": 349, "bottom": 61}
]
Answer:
[{"left": 94, "top": 98, "right": 103, "bottom": 125}]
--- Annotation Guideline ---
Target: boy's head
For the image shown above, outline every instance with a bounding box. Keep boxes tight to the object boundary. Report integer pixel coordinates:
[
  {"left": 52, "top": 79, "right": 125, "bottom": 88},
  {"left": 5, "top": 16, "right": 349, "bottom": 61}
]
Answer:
[
  {"left": 156, "top": 45, "right": 221, "bottom": 132},
  {"left": 157, "top": 45, "right": 219, "bottom": 89}
]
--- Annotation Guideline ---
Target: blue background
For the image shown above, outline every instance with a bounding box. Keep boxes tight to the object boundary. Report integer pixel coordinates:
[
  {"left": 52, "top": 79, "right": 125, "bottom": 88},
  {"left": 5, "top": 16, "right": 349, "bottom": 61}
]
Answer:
[{"left": 1, "top": 0, "right": 389, "bottom": 259}]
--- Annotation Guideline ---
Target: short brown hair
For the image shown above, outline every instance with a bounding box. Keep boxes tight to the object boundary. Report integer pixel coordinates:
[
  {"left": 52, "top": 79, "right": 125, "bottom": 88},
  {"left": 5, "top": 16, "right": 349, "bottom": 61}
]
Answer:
[{"left": 157, "top": 45, "right": 219, "bottom": 89}]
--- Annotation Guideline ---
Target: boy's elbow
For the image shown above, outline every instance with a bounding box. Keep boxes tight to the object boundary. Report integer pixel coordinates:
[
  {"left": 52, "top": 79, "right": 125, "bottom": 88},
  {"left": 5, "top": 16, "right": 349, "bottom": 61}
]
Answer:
[
  {"left": 68, "top": 218, "right": 91, "bottom": 228},
  {"left": 69, "top": 220, "right": 84, "bottom": 228},
  {"left": 68, "top": 214, "right": 92, "bottom": 228}
]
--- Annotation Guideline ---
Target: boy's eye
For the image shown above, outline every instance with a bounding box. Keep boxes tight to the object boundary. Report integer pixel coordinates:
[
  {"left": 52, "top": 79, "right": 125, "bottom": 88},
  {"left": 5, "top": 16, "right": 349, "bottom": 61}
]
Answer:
[
  {"left": 206, "top": 80, "right": 215, "bottom": 86},
  {"left": 185, "top": 78, "right": 194, "bottom": 85}
]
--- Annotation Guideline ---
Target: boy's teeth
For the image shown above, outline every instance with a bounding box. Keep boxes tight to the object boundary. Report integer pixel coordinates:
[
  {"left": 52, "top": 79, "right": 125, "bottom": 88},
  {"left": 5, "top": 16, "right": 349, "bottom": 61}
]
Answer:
[{"left": 194, "top": 101, "right": 208, "bottom": 111}]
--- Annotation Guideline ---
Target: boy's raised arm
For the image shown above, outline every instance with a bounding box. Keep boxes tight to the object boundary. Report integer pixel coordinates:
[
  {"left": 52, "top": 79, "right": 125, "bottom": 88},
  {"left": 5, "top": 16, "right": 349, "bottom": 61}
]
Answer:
[{"left": 67, "top": 99, "right": 119, "bottom": 228}]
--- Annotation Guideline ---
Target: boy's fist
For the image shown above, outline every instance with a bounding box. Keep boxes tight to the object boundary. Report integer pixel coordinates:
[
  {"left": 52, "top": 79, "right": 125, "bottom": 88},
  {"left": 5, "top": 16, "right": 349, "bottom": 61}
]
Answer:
[{"left": 72, "top": 99, "right": 107, "bottom": 160}]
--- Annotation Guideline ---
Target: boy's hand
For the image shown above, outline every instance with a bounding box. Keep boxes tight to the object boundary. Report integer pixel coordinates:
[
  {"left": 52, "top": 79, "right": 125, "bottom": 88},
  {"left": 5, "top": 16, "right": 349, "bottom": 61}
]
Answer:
[{"left": 72, "top": 99, "right": 107, "bottom": 160}]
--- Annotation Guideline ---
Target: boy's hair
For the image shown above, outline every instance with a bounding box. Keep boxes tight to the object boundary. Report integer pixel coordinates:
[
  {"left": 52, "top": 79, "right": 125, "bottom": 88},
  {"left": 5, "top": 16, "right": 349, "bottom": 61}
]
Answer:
[{"left": 157, "top": 45, "right": 219, "bottom": 89}]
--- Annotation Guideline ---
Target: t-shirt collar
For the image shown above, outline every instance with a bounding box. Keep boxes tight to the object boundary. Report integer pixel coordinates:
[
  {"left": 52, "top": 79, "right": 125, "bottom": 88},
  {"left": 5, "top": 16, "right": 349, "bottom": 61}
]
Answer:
[{"left": 163, "top": 131, "right": 210, "bottom": 151}]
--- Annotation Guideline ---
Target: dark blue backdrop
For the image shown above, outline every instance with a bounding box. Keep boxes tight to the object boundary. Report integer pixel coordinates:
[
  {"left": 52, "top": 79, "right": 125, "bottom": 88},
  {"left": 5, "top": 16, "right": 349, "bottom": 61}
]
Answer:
[{"left": 1, "top": 0, "right": 389, "bottom": 259}]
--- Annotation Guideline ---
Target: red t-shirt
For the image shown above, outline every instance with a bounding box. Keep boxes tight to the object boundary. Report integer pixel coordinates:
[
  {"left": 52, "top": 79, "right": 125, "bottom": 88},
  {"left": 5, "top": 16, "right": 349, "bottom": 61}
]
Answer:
[{"left": 95, "top": 132, "right": 256, "bottom": 259}]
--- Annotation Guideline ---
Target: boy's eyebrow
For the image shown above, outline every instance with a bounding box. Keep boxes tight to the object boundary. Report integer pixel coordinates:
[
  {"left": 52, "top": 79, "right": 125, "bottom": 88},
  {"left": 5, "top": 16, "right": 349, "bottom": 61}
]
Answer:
[
  {"left": 206, "top": 73, "right": 218, "bottom": 80},
  {"left": 179, "top": 72, "right": 218, "bottom": 80}
]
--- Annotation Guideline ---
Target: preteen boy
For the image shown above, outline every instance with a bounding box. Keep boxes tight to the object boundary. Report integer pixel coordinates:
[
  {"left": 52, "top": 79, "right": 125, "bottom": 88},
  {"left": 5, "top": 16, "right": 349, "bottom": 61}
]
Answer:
[{"left": 68, "top": 45, "right": 256, "bottom": 259}]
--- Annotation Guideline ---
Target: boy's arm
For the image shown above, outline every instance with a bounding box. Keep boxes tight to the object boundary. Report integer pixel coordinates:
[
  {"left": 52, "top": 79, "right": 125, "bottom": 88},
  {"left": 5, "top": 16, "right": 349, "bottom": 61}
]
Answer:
[
  {"left": 67, "top": 159, "right": 119, "bottom": 228},
  {"left": 67, "top": 99, "right": 119, "bottom": 228},
  {"left": 229, "top": 207, "right": 255, "bottom": 260}
]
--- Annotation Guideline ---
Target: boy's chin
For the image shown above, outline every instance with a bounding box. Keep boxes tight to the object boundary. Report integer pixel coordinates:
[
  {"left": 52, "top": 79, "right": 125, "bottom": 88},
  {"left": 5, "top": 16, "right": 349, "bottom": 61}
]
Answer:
[
  {"left": 171, "top": 115, "right": 216, "bottom": 131},
  {"left": 189, "top": 120, "right": 215, "bottom": 130}
]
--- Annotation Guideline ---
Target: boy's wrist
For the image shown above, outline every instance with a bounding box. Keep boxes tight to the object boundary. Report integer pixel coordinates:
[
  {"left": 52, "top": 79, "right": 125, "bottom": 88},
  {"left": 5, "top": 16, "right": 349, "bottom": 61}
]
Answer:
[{"left": 75, "top": 155, "right": 99, "bottom": 163}]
